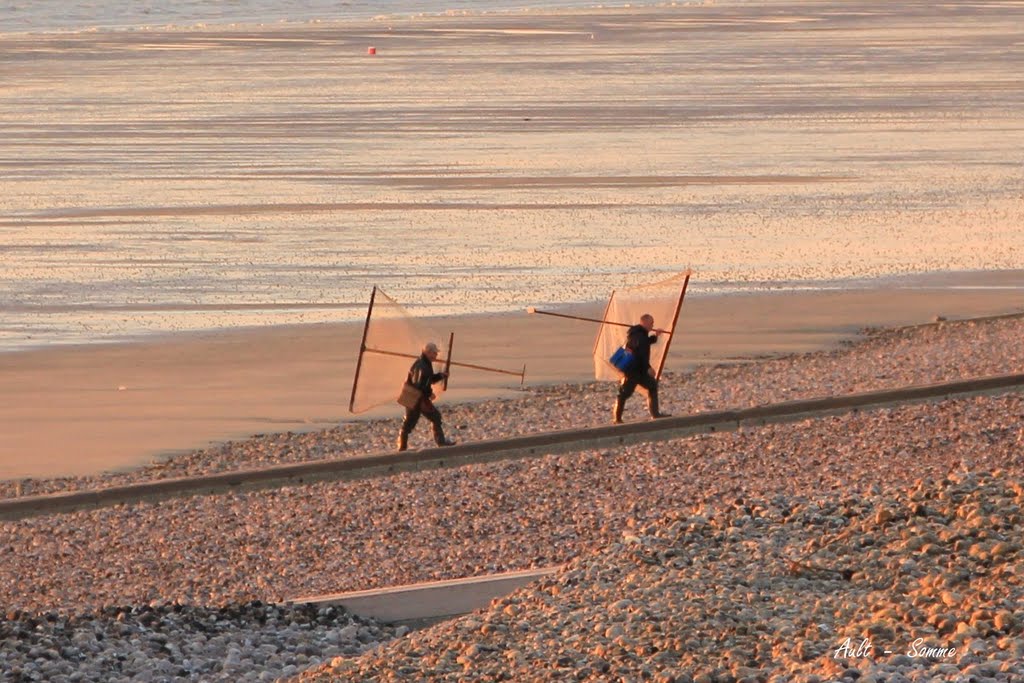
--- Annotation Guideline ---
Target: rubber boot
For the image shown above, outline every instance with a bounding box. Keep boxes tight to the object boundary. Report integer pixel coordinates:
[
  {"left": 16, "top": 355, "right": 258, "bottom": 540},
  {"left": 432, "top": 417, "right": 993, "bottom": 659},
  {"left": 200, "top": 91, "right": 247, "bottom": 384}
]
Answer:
[
  {"left": 648, "top": 387, "right": 669, "bottom": 419},
  {"left": 613, "top": 397, "right": 625, "bottom": 424},
  {"left": 433, "top": 424, "right": 455, "bottom": 447}
]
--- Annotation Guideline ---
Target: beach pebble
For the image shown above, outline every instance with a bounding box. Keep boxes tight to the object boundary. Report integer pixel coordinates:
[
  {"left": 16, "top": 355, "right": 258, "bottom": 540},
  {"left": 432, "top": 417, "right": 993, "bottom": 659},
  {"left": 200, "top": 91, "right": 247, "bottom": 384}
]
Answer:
[
  {"left": 1, "top": 314, "right": 1023, "bottom": 681},
  {"left": 296, "top": 473, "right": 1024, "bottom": 681}
]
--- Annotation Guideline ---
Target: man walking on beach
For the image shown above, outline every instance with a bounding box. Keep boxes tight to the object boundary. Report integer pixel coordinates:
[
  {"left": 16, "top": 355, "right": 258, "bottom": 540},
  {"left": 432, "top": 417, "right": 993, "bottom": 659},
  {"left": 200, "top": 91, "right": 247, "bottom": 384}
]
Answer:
[
  {"left": 398, "top": 342, "right": 456, "bottom": 451},
  {"left": 613, "top": 314, "right": 670, "bottom": 424}
]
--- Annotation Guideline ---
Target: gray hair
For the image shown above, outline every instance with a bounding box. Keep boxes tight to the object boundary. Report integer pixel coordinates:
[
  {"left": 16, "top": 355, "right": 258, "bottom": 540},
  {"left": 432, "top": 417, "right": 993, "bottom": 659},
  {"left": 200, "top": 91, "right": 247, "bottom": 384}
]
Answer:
[{"left": 423, "top": 342, "right": 439, "bottom": 354}]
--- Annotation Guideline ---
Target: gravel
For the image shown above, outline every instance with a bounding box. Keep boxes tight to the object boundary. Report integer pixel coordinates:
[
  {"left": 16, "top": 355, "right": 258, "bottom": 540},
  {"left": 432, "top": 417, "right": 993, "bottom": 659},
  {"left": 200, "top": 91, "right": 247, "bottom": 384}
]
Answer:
[
  {"left": 1, "top": 314, "right": 1022, "bottom": 681},
  {"left": 297, "top": 471, "right": 1024, "bottom": 682}
]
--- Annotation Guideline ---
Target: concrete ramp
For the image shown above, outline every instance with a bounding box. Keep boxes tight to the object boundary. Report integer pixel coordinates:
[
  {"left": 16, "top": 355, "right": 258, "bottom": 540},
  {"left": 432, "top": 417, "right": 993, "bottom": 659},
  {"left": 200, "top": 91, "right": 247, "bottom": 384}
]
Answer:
[{"left": 288, "top": 567, "right": 558, "bottom": 626}]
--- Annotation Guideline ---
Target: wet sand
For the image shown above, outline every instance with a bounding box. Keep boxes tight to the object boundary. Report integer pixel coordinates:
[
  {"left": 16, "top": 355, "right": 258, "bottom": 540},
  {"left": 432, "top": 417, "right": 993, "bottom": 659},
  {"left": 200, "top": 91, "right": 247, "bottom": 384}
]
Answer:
[{"left": 1, "top": 269, "right": 1022, "bottom": 480}]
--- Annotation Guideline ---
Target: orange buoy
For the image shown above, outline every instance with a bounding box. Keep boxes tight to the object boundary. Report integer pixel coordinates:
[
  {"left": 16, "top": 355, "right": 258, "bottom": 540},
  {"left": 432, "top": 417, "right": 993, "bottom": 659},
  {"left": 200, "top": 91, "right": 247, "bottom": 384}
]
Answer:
[{"left": 367, "top": 46, "right": 376, "bottom": 55}]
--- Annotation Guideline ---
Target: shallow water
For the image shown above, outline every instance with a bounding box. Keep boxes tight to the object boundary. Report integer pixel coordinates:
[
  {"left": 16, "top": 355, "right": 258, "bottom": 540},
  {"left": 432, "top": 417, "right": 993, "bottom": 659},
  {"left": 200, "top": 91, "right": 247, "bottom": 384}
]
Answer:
[
  {"left": 0, "top": 0, "right": 606, "bottom": 34},
  {"left": 2, "top": 0, "right": 1023, "bottom": 351}
]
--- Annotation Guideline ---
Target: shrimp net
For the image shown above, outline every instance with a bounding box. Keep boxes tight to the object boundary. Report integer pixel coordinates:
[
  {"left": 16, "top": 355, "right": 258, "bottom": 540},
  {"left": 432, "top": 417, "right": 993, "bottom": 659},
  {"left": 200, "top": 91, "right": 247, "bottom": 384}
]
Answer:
[
  {"left": 593, "top": 271, "right": 690, "bottom": 381},
  {"left": 349, "top": 287, "right": 448, "bottom": 413}
]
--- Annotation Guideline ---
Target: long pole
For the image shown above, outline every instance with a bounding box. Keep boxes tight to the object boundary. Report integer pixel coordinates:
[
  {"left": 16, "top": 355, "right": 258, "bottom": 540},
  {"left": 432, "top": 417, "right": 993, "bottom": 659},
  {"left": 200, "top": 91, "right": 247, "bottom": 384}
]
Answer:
[
  {"left": 348, "top": 286, "right": 377, "bottom": 413},
  {"left": 528, "top": 307, "right": 671, "bottom": 335},
  {"left": 590, "top": 290, "right": 616, "bottom": 357},
  {"left": 364, "top": 347, "right": 526, "bottom": 381},
  {"left": 655, "top": 272, "right": 690, "bottom": 380},
  {"left": 443, "top": 331, "right": 454, "bottom": 391}
]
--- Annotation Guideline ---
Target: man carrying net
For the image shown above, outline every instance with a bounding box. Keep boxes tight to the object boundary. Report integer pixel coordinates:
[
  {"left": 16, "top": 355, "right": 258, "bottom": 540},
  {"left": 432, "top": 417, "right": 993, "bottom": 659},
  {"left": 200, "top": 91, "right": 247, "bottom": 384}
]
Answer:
[
  {"left": 397, "top": 342, "right": 456, "bottom": 451},
  {"left": 613, "top": 314, "right": 671, "bottom": 424}
]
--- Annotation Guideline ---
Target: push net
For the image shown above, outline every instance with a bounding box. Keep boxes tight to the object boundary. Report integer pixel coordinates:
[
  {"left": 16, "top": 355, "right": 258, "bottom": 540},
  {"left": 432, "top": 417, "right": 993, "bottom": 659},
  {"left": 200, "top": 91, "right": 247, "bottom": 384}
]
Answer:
[
  {"left": 593, "top": 271, "right": 690, "bottom": 381},
  {"left": 349, "top": 288, "right": 448, "bottom": 413}
]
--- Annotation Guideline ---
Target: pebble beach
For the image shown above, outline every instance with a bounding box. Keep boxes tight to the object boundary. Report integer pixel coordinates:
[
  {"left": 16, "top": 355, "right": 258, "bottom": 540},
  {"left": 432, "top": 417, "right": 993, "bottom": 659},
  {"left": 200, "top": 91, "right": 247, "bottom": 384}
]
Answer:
[
  {"left": 299, "top": 471, "right": 1024, "bottom": 683},
  {"left": 1, "top": 313, "right": 1023, "bottom": 681}
]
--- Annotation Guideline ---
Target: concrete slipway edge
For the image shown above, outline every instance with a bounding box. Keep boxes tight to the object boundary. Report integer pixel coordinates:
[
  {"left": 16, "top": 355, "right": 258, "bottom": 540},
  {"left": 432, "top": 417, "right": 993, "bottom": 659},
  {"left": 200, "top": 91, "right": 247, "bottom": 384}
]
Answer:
[{"left": 287, "top": 567, "right": 560, "bottom": 627}]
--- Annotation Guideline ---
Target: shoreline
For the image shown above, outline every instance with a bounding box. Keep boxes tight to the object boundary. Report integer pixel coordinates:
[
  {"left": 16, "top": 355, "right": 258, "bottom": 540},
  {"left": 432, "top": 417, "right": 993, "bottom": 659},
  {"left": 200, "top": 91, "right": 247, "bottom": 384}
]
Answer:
[
  {"left": 5, "top": 268, "right": 1023, "bottom": 357},
  {"left": 6, "top": 2, "right": 1024, "bottom": 359},
  {"left": 2, "top": 269, "right": 1022, "bottom": 481}
]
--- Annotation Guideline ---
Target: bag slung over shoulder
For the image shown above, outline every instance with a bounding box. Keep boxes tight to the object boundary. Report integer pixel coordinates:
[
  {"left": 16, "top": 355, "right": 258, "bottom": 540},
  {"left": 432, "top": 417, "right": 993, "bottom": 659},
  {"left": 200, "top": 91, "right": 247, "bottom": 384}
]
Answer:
[
  {"left": 609, "top": 346, "right": 634, "bottom": 373},
  {"left": 397, "top": 382, "right": 421, "bottom": 409}
]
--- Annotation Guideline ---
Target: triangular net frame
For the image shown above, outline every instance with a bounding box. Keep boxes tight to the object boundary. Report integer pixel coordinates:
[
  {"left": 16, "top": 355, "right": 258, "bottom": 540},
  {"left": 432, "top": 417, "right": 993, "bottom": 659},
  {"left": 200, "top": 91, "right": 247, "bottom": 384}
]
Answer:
[
  {"left": 593, "top": 271, "right": 690, "bottom": 381},
  {"left": 349, "top": 288, "right": 449, "bottom": 414}
]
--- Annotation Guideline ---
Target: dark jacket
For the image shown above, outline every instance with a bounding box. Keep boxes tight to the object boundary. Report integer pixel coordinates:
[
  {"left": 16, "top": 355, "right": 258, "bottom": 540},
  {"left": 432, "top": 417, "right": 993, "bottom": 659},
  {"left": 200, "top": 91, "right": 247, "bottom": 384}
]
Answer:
[
  {"left": 408, "top": 353, "right": 446, "bottom": 396},
  {"left": 625, "top": 324, "right": 658, "bottom": 375}
]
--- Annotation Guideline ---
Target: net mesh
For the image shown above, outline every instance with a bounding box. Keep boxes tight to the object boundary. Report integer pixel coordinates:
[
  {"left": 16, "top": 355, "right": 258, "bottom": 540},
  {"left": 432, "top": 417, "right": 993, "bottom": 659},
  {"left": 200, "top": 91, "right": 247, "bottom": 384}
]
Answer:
[
  {"left": 349, "top": 288, "right": 448, "bottom": 414},
  {"left": 593, "top": 272, "right": 690, "bottom": 381}
]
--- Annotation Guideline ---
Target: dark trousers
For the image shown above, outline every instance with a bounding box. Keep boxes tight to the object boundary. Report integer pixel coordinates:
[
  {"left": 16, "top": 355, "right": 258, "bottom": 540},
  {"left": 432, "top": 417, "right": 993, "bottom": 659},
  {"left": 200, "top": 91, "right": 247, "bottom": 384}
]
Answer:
[
  {"left": 399, "top": 399, "right": 446, "bottom": 446},
  {"left": 617, "top": 372, "right": 660, "bottom": 415}
]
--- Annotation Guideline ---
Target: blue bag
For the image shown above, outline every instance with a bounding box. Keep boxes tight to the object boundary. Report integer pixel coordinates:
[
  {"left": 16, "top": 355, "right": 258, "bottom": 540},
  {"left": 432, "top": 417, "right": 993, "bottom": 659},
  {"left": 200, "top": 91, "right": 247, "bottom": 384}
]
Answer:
[{"left": 609, "top": 346, "right": 634, "bottom": 373}]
